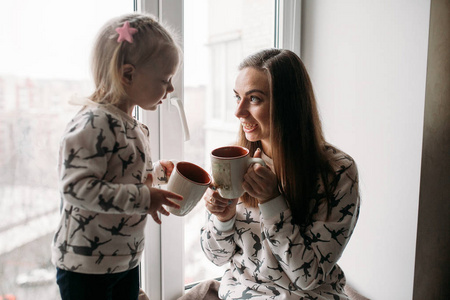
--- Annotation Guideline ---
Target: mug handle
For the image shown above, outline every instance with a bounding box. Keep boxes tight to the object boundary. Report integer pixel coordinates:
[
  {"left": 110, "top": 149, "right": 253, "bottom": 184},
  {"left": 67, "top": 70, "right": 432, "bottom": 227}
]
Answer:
[{"left": 247, "top": 157, "right": 266, "bottom": 168}]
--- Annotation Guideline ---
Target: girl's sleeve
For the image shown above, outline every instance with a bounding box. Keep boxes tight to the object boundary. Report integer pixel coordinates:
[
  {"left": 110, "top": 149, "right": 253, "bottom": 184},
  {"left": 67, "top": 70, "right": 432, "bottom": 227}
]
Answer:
[
  {"left": 58, "top": 110, "right": 150, "bottom": 215},
  {"left": 260, "top": 158, "right": 360, "bottom": 291},
  {"left": 200, "top": 211, "right": 238, "bottom": 266},
  {"left": 151, "top": 160, "right": 170, "bottom": 185}
]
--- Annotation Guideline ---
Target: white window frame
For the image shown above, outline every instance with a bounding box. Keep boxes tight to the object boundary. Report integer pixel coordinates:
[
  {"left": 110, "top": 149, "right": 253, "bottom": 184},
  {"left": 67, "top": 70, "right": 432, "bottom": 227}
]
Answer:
[
  {"left": 138, "top": 1, "right": 185, "bottom": 299},
  {"left": 276, "top": 0, "right": 302, "bottom": 56},
  {"left": 138, "top": 1, "right": 301, "bottom": 299}
]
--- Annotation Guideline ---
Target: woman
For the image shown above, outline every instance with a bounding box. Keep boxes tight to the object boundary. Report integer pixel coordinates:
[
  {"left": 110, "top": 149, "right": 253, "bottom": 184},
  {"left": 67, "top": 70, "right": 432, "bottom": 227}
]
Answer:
[{"left": 200, "top": 49, "right": 360, "bottom": 299}]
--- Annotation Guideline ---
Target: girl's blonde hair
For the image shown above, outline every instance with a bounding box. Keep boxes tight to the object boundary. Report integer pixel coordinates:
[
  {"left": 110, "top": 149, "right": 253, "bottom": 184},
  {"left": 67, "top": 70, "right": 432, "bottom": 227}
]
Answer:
[{"left": 89, "top": 13, "right": 182, "bottom": 105}]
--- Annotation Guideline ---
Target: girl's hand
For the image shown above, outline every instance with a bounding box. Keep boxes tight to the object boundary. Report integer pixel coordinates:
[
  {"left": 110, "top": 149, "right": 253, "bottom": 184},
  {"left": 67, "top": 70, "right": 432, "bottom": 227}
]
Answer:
[
  {"left": 148, "top": 188, "right": 183, "bottom": 224},
  {"left": 145, "top": 176, "right": 183, "bottom": 224},
  {"left": 204, "top": 186, "right": 238, "bottom": 222},
  {"left": 159, "top": 159, "right": 176, "bottom": 178},
  {"left": 242, "top": 149, "right": 279, "bottom": 203}
]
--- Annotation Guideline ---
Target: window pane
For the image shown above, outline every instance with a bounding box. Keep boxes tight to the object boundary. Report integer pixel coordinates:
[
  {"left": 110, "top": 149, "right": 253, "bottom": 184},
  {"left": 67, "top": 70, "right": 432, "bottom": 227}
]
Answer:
[
  {"left": 0, "top": 1, "right": 133, "bottom": 299},
  {"left": 183, "top": 0, "right": 275, "bottom": 285}
]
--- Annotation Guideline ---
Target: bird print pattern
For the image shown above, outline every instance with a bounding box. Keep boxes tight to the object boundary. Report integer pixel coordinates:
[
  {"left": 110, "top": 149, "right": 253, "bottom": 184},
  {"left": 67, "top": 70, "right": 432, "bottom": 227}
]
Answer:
[
  {"left": 51, "top": 101, "right": 164, "bottom": 274},
  {"left": 201, "top": 146, "right": 360, "bottom": 299}
]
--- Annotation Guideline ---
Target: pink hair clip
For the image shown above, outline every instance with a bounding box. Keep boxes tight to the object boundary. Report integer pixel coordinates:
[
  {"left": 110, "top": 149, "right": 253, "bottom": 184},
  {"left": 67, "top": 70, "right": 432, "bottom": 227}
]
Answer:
[{"left": 115, "top": 21, "right": 138, "bottom": 43}]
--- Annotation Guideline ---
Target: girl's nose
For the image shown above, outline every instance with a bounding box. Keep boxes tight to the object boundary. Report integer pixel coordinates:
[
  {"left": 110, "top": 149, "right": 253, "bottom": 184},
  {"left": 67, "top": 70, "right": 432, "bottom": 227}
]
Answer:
[{"left": 167, "top": 82, "right": 175, "bottom": 94}]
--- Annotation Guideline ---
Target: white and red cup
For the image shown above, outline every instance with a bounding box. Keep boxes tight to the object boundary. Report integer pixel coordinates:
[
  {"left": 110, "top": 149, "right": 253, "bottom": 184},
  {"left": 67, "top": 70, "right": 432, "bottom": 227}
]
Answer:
[
  {"left": 210, "top": 146, "right": 266, "bottom": 199},
  {"left": 166, "top": 161, "right": 212, "bottom": 216}
]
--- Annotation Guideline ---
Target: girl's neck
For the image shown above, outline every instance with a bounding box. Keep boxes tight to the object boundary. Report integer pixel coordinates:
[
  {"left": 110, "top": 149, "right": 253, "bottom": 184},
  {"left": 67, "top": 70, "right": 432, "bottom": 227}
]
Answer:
[{"left": 116, "top": 102, "right": 135, "bottom": 116}]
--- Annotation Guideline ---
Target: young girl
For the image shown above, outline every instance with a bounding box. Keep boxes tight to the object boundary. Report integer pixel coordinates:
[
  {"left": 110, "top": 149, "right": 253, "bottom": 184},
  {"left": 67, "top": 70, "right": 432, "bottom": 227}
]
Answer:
[{"left": 51, "top": 13, "right": 183, "bottom": 299}]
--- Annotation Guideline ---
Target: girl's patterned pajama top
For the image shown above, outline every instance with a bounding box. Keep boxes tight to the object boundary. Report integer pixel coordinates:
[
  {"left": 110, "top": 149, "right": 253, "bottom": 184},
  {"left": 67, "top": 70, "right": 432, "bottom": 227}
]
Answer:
[{"left": 52, "top": 100, "right": 165, "bottom": 274}]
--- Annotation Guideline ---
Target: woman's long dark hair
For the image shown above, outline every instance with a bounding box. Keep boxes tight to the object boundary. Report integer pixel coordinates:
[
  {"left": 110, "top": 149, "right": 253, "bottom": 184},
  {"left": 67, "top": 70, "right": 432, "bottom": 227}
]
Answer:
[{"left": 237, "top": 49, "right": 334, "bottom": 228}]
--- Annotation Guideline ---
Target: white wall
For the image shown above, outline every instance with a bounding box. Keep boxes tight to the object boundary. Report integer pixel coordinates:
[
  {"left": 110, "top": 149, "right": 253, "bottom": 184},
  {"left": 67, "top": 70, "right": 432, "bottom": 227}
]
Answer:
[{"left": 300, "top": 1, "right": 431, "bottom": 299}]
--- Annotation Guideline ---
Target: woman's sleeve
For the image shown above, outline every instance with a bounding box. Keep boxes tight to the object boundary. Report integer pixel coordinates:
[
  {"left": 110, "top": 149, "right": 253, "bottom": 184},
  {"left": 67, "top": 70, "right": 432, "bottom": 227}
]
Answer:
[
  {"left": 58, "top": 110, "right": 150, "bottom": 215},
  {"left": 260, "top": 158, "right": 360, "bottom": 291},
  {"left": 200, "top": 211, "right": 238, "bottom": 267}
]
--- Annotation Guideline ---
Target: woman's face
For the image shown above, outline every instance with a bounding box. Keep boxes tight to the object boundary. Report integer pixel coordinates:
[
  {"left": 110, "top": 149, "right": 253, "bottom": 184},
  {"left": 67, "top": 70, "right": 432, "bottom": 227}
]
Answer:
[{"left": 234, "top": 67, "right": 271, "bottom": 154}]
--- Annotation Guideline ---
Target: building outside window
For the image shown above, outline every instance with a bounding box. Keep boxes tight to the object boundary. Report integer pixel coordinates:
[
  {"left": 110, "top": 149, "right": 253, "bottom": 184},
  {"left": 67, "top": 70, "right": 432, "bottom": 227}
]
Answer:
[
  {"left": 0, "top": 1, "right": 133, "bottom": 298},
  {"left": 0, "top": 0, "right": 276, "bottom": 298}
]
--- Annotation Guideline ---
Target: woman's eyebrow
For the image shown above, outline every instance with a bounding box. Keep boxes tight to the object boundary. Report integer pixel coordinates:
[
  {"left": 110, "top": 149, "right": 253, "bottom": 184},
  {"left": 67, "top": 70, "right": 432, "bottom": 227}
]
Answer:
[{"left": 233, "top": 89, "right": 267, "bottom": 95}]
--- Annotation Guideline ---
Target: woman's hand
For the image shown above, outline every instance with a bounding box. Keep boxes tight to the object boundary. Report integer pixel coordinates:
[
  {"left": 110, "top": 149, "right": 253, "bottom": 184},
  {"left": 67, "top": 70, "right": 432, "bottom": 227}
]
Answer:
[
  {"left": 204, "top": 186, "right": 238, "bottom": 222},
  {"left": 242, "top": 149, "right": 280, "bottom": 203}
]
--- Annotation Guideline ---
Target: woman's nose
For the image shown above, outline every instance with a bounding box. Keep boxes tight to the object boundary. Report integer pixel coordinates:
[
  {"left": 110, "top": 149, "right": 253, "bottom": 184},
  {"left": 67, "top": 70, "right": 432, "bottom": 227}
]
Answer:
[{"left": 235, "top": 100, "right": 248, "bottom": 118}]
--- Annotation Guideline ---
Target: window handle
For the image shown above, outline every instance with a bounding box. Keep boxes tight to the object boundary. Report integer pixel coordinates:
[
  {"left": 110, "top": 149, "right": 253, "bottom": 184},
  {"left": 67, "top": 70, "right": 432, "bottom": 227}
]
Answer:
[{"left": 170, "top": 97, "right": 190, "bottom": 142}]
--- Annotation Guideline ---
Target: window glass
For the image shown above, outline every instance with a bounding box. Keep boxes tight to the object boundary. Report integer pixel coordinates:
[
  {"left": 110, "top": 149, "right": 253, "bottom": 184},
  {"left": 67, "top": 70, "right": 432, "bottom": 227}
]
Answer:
[
  {"left": 183, "top": 0, "right": 275, "bottom": 285},
  {"left": 0, "top": 1, "right": 132, "bottom": 299}
]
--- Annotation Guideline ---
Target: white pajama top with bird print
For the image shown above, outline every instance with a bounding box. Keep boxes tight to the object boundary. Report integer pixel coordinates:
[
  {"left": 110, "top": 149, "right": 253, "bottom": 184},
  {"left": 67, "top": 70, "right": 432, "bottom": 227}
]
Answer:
[
  {"left": 201, "top": 146, "right": 360, "bottom": 300},
  {"left": 51, "top": 100, "right": 166, "bottom": 274}
]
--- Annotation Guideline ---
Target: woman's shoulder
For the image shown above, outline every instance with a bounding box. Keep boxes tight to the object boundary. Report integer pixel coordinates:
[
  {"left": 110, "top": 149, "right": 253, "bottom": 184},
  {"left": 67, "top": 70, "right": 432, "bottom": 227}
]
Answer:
[{"left": 324, "top": 144, "right": 358, "bottom": 177}]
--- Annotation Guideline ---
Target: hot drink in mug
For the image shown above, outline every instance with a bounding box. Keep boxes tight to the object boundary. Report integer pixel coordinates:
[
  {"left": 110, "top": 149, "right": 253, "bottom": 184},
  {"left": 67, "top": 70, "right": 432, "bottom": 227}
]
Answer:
[{"left": 210, "top": 146, "right": 266, "bottom": 199}]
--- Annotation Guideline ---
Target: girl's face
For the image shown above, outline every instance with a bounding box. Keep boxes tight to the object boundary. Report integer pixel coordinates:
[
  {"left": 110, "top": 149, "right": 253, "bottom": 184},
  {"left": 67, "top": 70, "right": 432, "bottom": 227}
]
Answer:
[
  {"left": 234, "top": 67, "right": 271, "bottom": 155},
  {"left": 122, "top": 46, "right": 179, "bottom": 115}
]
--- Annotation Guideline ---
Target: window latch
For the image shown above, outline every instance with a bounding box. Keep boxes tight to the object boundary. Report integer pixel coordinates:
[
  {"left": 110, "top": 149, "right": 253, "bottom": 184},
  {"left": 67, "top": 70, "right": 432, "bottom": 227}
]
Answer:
[{"left": 170, "top": 97, "right": 190, "bottom": 142}]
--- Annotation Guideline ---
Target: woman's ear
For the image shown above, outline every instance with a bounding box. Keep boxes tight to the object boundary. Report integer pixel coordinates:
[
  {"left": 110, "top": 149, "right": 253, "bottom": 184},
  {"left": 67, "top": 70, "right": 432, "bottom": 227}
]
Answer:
[{"left": 121, "top": 64, "right": 135, "bottom": 85}]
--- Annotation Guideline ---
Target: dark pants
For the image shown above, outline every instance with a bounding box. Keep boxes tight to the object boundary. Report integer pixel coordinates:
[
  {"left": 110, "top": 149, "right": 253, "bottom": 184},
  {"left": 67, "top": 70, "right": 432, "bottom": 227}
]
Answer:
[{"left": 56, "top": 267, "right": 139, "bottom": 300}]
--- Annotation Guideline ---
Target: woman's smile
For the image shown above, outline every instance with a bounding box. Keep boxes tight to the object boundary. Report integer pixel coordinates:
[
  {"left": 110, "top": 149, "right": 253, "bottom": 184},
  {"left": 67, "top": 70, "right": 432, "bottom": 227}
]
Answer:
[{"left": 241, "top": 122, "right": 258, "bottom": 132}]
